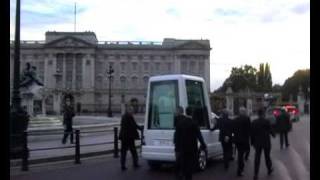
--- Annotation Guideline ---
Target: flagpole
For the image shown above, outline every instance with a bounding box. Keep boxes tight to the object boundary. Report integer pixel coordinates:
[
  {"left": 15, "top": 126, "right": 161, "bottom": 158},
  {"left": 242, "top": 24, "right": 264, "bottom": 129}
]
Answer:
[{"left": 74, "top": 2, "right": 76, "bottom": 32}]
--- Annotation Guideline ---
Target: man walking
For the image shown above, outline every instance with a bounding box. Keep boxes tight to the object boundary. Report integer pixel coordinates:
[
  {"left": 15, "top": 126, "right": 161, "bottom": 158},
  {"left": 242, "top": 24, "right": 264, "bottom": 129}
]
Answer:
[
  {"left": 251, "top": 109, "right": 275, "bottom": 180},
  {"left": 174, "top": 106, "right": 207, "bottom": 180},
  {"left": 119, "top": 106, "right": 143, "bottom": 170},
  {"left": 232, "top": 107, "right": 251, "bottom": 177},
  {"left": 62, "top": 97, "right": 75, "bottom": 144},
  {"left": 276, "top": 108, "right": 291, "bottom": 149},
  {"left": 213, "top": 109, "right": 233, "bottom": 170}
]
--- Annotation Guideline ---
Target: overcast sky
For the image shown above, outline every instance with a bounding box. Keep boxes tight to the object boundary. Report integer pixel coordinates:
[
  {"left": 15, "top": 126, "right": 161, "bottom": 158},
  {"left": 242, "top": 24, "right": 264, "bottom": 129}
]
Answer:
[{"left": 10, "top": 0, "right": 310, "bottom": 92}]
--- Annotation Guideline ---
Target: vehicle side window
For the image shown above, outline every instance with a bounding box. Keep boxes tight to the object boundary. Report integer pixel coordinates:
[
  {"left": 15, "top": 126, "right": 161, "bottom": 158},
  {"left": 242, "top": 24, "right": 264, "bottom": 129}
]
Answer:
[
  {"left": 148, "top": 80, "right": 178, "bottom": 129},
  {"left": 186, "top": 80, "right": 209, "bottom": 128}
]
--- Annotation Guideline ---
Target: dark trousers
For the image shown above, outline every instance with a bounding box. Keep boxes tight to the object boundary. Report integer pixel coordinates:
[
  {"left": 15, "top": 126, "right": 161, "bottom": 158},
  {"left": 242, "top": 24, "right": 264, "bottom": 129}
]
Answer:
[
  {"left": 62, "top": 128, "right": 73, "bottom": 144},
  {"left": 235, "top": 143, "right": 246, "bottom": 174},
  {"left": 221, "top": 141, "right": 233, "bottom": 169},
  {"left": 279, "top": 132, "right": 289, "bottom": 148},
  {"left": 120, "top": 140, "right": 138, "bottom": 167},
  {"left": 177, "top": 153, "right": 195, "bottom": 180},
  {"left": 254, "top": 146, "right": 272, "bottom": 176}
]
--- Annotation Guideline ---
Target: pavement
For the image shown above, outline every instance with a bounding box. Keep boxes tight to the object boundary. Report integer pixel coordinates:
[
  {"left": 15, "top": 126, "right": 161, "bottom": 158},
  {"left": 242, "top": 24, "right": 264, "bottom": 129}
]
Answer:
[
  {"left": 10, "top": 114, "right": 145, "bottom": 166},
  {"left": 10, "top": 114, "right": 310, "bottom": 180}
]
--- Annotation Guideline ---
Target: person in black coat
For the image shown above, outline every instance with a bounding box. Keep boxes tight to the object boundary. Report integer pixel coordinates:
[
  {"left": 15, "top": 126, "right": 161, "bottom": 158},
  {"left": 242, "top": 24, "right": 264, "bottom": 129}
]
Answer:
[
  {"left": 174, "top": 106, "right": 207, "bottom": 180},
  {"left": 276, "top": 108, "right": 291, "bottom": 149},
  {"left": 62, "top": 98, "right": 75, "bottom": 144},
  {"left": 232, "top": 107, "right": 251, "bottom": 177},
  {"left": 213, "top": 109, "right": 233, "bottom": 170},
  {"left": 251, "top": 109, "right": 275, "bottom": 180},
  {"left": 119, "top": 106, "right": 143, "bottom": 170}
]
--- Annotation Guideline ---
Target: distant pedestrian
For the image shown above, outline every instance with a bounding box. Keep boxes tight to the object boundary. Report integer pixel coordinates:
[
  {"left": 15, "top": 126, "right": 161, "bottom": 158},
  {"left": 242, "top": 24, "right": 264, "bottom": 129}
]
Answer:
[
  {"left": 232, "top": 107, "right": 251, "bottom": 177},
  {"left": 251, "top": 109, "right": 275, "bottom": 180},
  {"left": 62, "top": 98, "right": 75, "bottom": 144},
  {"left": 174, "top": 106, "right": 207, "bottom": 180},
  {"left": 213, "top": 109, "right": 233, "bottom": 170},
  {"left": 276, "top": 108, "right": 291, "bottom": 149},
  {"left": 119, "top": 105, "right": 143, "bottom": 171}
]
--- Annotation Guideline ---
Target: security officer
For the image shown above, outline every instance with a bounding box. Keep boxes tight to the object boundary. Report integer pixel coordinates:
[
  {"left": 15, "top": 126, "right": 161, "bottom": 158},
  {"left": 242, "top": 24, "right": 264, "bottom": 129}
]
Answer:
[
  {"left": 251, "top": 109, "right": 275, "bottom": 180},
  {"left": 62, "top": 97, "right": 75, "bottom": 144},
  {"left": 119, "top": 105, "right": 143, "bottom": 170},
  {"left": 213, "top": 109, "right": 233, "bottom": 170},
  {"left": 232, "top": 107, "right": 251, "bottom": 177},
  {"left": 174, "top": 106, "right": 207, "bottom": 180}
]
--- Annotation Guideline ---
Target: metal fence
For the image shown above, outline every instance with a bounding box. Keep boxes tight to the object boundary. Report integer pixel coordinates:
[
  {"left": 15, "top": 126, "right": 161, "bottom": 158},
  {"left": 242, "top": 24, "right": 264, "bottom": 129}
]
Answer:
[{"left": 14, "top": 126, "right": 144, "bottom": 171}]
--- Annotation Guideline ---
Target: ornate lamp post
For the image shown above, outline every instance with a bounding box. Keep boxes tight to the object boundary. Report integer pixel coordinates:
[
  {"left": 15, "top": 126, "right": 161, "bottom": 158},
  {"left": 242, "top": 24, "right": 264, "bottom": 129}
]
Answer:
[
  {"left": 10, "top": 0, "right": 30, "bottom": 159},
  {"left": 107, "top": 65, "right": 114, "bottom": 117}
]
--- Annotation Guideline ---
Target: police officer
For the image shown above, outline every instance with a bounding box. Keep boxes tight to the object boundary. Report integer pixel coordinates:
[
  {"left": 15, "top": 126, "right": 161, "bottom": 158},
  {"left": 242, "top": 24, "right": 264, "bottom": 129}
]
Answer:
[
  {"left": 232, "top": 107, "right": 251, "bottom": 177},
  {"left": 251, "top": 109, "right": 275, "bottom": 180}
]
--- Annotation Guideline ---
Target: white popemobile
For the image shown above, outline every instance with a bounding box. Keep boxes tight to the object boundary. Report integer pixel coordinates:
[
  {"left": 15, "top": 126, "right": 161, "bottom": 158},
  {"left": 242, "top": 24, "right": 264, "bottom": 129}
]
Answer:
[{"left": 141, "top": 74, "right": 223, "bottom": 170}]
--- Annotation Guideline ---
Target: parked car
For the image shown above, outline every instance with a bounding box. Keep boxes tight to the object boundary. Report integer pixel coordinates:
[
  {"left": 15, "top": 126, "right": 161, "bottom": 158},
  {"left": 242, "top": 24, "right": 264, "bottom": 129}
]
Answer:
[
  {"left": 283, "top": 105, "right": 300, "bottom": 122},
  {"left": 265, "top": 106, "right": 282, "bottom": 126}
]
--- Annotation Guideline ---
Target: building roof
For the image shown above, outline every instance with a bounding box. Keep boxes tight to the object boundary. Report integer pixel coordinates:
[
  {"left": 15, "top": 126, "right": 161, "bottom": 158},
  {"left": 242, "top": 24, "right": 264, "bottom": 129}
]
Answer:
[{"left": 10, "top": 31, "right": 211, "bottom": 50}]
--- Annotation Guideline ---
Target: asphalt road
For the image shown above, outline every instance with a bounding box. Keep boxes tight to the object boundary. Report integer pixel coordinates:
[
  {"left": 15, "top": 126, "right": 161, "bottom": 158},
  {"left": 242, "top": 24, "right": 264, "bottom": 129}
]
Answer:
[{"left": 11, "top": 115, "right": 310, "bottom": 180}]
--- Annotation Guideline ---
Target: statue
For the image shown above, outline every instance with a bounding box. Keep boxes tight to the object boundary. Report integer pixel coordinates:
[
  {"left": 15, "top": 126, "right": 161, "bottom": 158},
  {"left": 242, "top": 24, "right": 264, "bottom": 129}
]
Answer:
[
  {"left": 19, "top": 63, "right": 44, "bottom": 117},
  {"left": 20, "top": 63, "right": 44, "bottom": 88}
]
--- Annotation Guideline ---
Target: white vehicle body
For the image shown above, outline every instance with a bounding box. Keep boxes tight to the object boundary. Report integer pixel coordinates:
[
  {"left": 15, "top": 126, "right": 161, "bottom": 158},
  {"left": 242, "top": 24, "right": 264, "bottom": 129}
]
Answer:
[{"left": 141, "top": 74, "right": 222, "bottom": 169}]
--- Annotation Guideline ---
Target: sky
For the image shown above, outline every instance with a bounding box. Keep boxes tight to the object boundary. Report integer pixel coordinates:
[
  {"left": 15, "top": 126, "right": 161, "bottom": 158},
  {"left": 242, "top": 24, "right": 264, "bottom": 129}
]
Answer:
[{"left": 10, "top": 0, "right": 310, "bottom": 92}]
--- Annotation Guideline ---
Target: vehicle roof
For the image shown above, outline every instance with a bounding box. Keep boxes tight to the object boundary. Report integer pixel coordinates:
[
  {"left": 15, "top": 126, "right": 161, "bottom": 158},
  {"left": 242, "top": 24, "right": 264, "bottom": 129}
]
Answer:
[{"left": 149, "top": 74, "right": 204, "bottom": 82}]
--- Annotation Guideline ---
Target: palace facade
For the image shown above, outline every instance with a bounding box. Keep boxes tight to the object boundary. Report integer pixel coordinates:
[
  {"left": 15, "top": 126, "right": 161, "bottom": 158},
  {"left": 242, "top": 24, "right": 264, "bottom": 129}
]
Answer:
[{"left": 10, "top": 31, "right": 211, "bottom": 115}]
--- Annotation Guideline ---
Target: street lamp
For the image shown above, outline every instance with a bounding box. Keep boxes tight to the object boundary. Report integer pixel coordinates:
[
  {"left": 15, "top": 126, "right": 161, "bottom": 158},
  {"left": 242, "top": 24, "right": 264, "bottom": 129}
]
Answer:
[
  {"left": 10, "top": 0, "right": 30, "bottom": 159},
  {"left": 107, "top": 65, "right": 114, "bottom": 117}
]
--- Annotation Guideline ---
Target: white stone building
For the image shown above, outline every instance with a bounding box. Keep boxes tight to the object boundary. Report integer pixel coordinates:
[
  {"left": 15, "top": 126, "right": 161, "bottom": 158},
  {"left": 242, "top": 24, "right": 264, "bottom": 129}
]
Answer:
[{"left": 10, "top": 31, "right": 211, "bottom": 115}]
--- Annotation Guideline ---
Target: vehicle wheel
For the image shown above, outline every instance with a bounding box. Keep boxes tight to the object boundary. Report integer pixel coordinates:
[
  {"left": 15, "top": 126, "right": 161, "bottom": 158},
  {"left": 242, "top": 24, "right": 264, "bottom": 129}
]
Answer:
[
  {"left": 198, "top": 149, "right": 207, "bottom": 171},
  {"left": 148, "top": 161, "right": 161, "bottom": 170}
]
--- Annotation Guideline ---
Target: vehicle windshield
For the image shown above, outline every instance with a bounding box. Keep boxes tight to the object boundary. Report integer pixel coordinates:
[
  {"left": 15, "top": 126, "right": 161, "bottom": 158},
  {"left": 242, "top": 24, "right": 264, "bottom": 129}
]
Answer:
[{"left": 148, "top": 80, "right": 179, "bottom": 129}]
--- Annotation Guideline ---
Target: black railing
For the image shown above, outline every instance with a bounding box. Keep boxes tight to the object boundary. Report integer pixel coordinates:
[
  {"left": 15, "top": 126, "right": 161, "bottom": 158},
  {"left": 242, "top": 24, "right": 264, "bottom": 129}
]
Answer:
[{"left": 15, "top": 126, "right": 144, "bottom": 171}]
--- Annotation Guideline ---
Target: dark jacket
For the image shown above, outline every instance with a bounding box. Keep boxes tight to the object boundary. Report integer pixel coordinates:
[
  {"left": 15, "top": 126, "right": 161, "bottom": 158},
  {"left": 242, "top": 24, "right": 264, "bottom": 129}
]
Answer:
[
  {"left": 276, "top": 112, "right": 291, "bottom": 132},
  {"left": 63, "top": 105, "right": 75, "bottom": 129},
  {"left": 119, "top": 112, "right": 142, "bottom": 141},
  {"left": 251, "top": 117, "right": 275, "bottom": 148},
  {"left": 214, "top": 116, "right": 233, "bottom": 142},
  {"left": 232, "top": 115, "right": 251, "bottom": 145},
  {"left": 174, "top": 115, "right": 206, "bottom": 155}
]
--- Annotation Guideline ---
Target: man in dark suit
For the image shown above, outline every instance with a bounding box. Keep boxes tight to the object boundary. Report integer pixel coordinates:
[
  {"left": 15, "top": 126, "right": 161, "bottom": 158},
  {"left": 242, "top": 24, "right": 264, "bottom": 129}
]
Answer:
[
  {"left": 276, "top": 108, "right": 291, "bottom": 149},
  {"left": 62, "top": 98, "right": 75, "bottom": 144},
  {"left": 251, "top": 109, "right": 275, "bottom": 180},
  {"left": 213, "top": 109, "right": 233, "bottom": 170},
  {"left": 232, "top": 107, "right": 251, "bottom": 177},
  {"left": 174, "top": 106, "right": 207, "bottom": 180},
  {"left": 119, "top": 106, "right": 143, "bottom": 170}
]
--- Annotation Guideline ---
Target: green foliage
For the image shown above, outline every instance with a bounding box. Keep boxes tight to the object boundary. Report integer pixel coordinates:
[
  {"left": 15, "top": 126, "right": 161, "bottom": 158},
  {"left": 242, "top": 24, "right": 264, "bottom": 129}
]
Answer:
[
  {"left": 281, "top": 69, "right": 310, "bottom": 101},
  {"left": 215, "top": 63, "right": 273, "bottom": 93}
]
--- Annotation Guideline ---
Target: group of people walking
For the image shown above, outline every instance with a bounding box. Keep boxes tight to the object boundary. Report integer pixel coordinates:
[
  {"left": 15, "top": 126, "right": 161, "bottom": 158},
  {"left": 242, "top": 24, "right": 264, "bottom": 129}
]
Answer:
[
  {"left": 214, "top": 106, "right": 292, "bottom": 180},
  {"left": 60, "top": 98, "right": 292, "bottom": 180}
]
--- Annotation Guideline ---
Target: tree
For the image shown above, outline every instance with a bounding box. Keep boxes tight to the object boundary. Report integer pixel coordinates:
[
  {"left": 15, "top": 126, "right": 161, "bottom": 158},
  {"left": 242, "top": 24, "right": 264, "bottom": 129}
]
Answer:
[
  {"left": 215, "top": 65, "right": 258, "bottom": 93},
  {"left": 256, "top": 63, "right": 272, "bottom": 92},
  {"left": 281, "top": 69, "right": 310, "bottom": 101}
]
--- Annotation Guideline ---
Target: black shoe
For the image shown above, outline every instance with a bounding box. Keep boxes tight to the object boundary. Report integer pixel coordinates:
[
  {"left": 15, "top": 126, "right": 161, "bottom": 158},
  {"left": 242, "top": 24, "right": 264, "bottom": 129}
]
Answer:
[
  {"left": 253, "top": 175, "right": 258, "bottom": 180},
  {"left": 62, "top": 140, "right": 66, "bottom": 144},
  {"left": 286, "top": 144, "right": 290, "bottom": 148},
  {"left": 121, "top": 166, "right": 127, "bottom": 171},
  {"left": 268, "top": 168, "right": 274, "bottom": 175}
]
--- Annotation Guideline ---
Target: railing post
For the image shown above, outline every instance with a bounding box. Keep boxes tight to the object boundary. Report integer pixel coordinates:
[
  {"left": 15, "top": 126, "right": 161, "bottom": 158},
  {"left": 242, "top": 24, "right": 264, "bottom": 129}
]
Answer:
[
  {"left": 140, "top": 126, "right": 144, "bottom": 153},
  {"left": 21, "top": 131, "right": 29, "bottom": 171},
  {"left": 114, "top": 127, "right": 119, "bottom": 158},
  {"left": 75, "top": 129, "right": 81, "bottom": 164}
]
